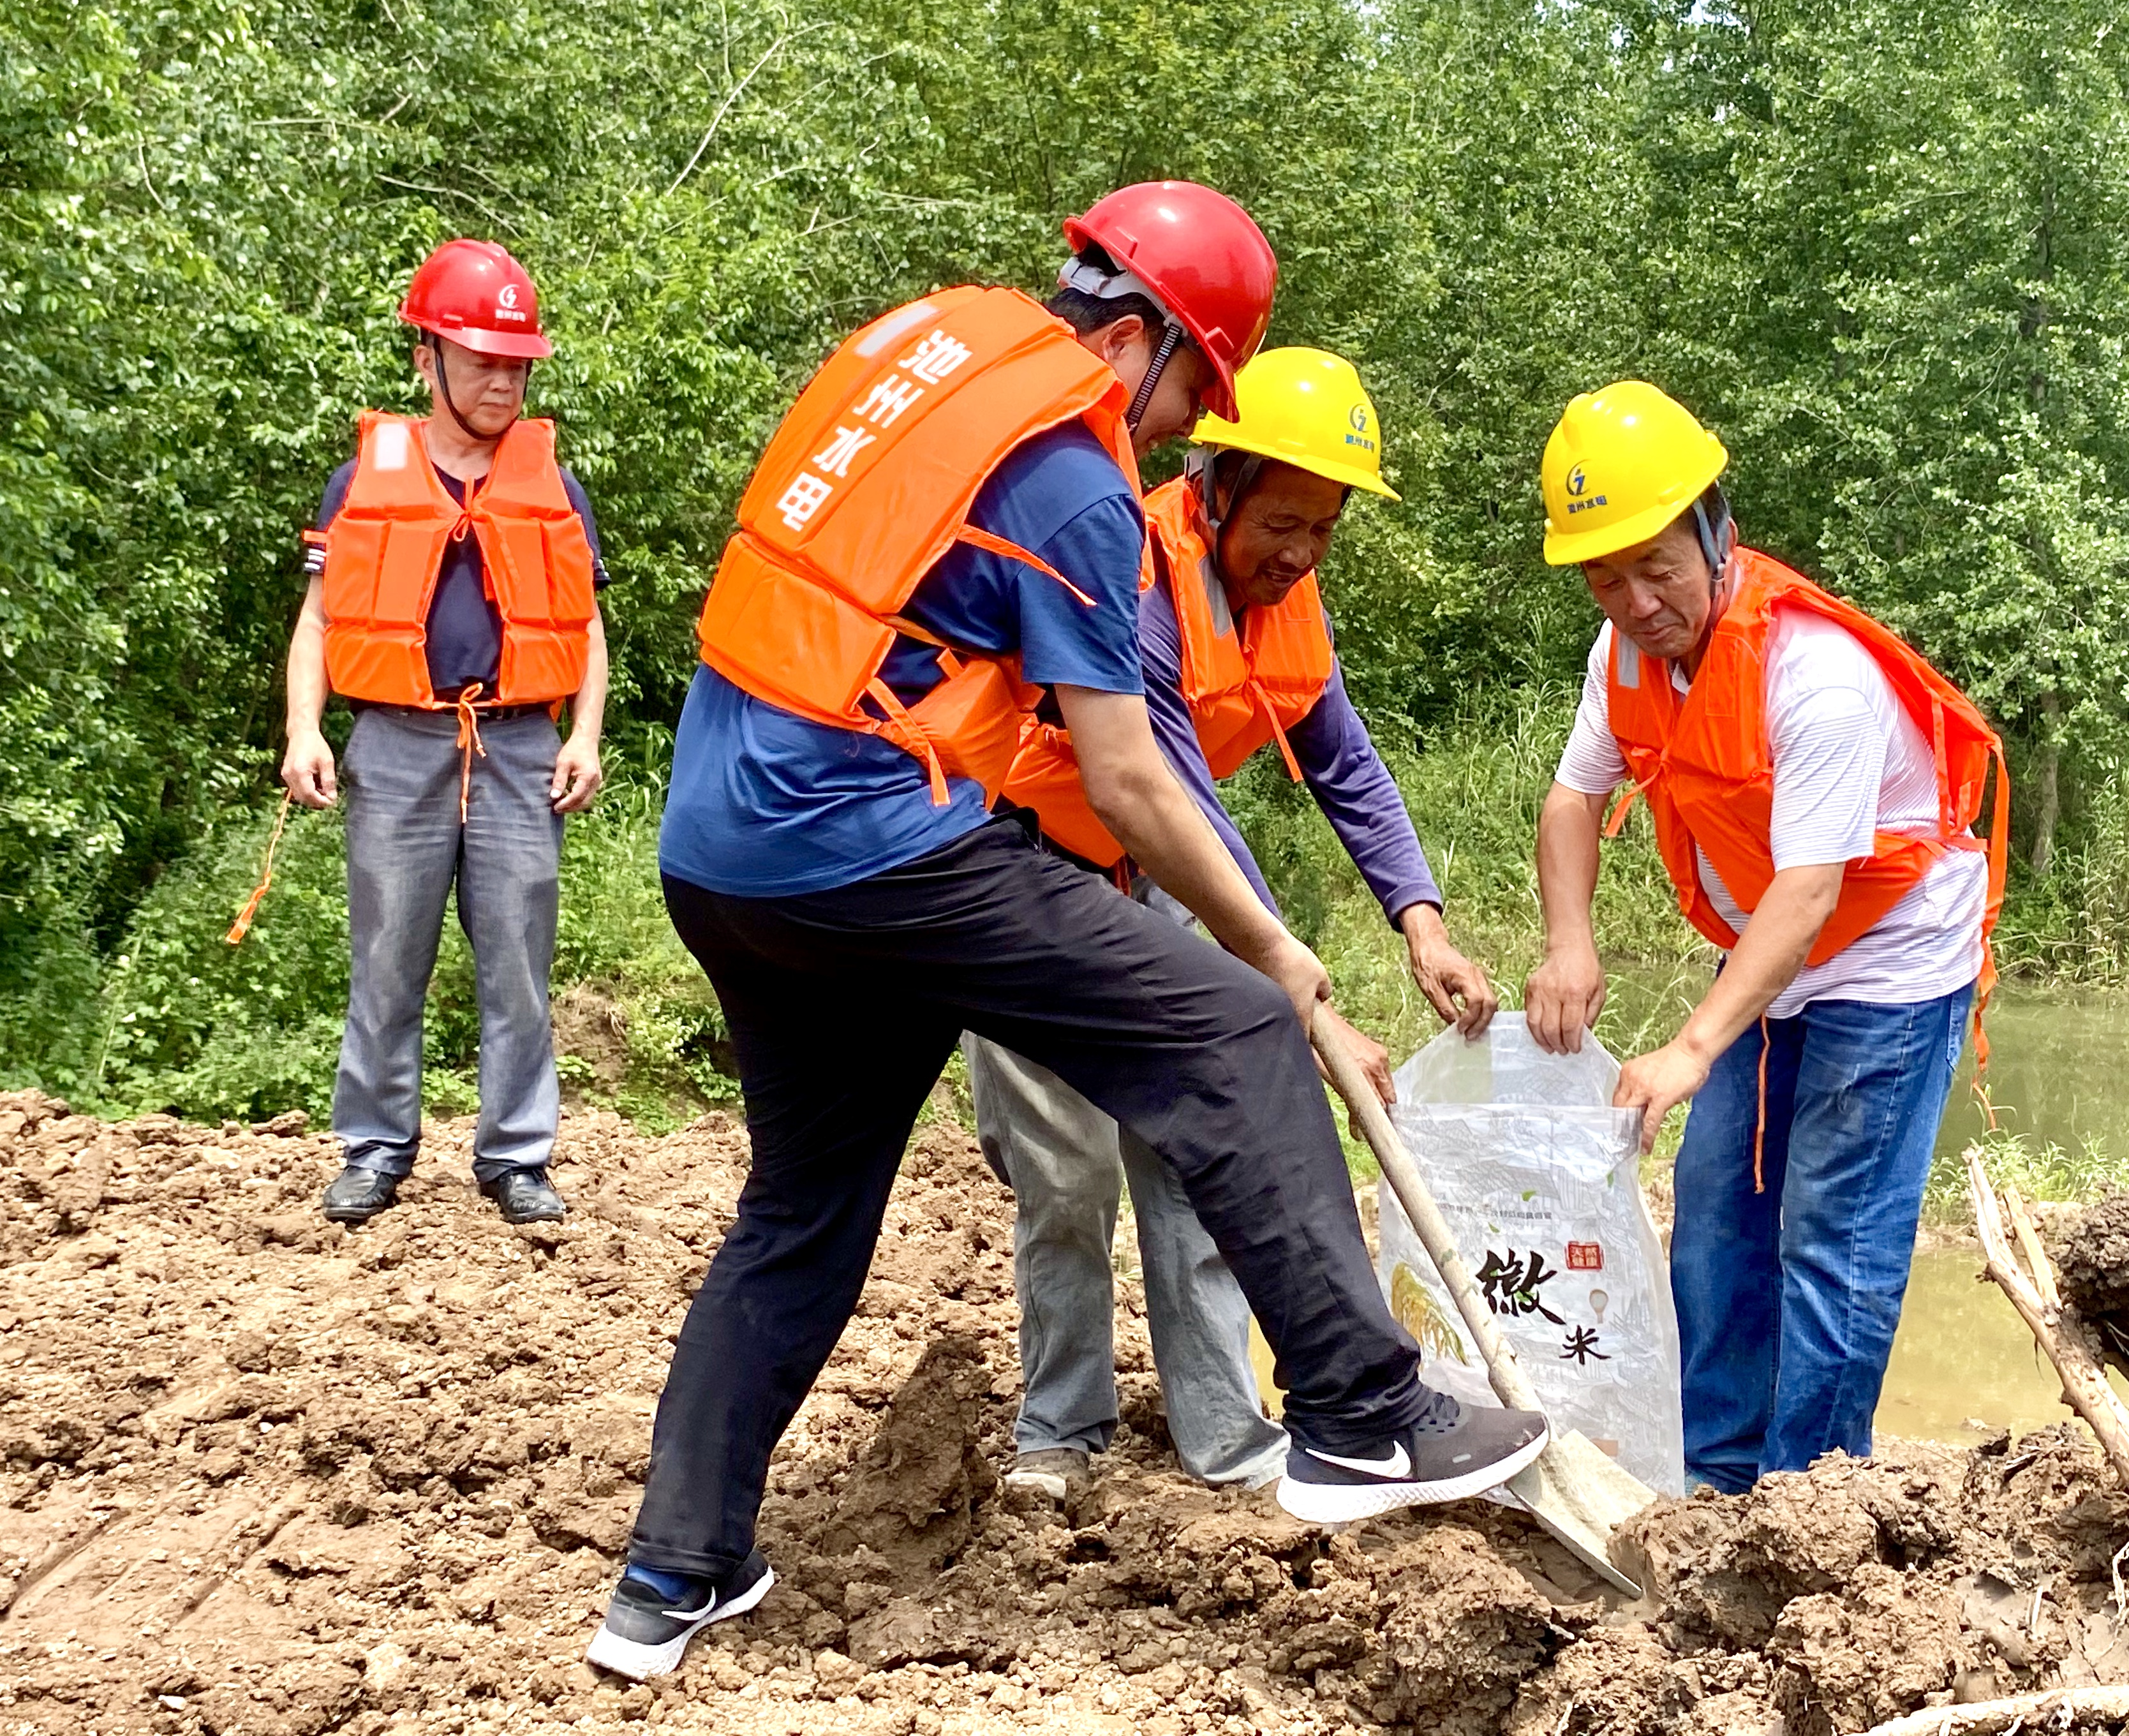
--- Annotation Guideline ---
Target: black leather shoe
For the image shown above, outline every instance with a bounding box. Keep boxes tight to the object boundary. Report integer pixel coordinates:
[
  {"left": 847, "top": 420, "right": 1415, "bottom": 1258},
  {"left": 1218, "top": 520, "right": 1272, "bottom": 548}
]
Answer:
[
  {"left": 322, "top": 1166, "right": 400, "bottom": 1224},
  {"left": 483, "top": 1169, "right": 567, "bottom": 1224}
]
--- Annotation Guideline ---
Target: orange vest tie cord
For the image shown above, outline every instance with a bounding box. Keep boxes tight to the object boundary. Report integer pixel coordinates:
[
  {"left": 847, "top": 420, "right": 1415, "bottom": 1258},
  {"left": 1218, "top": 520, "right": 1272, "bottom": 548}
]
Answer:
[
  {"left": 320, "top": 412, "right": 596, "bottom": 708},
  {"left": 998, "top": 475, "right": 1335, "bottom": 868},
  {"left": 1603, "top": 546, "right": 2008, "bottom": 1069},
  {"left": 695, "top": 287, "right": 1149, "bottom": 808},
  {"left": 225, "top": 790, "right": 294, "bottom": 946}
]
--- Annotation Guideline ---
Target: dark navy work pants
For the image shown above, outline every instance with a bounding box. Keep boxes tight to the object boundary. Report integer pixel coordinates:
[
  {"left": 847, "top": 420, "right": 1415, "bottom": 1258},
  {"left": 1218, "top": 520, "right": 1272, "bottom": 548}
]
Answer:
[{"left": 628, "top": 817, "right": 1431, "bottom": 1577}]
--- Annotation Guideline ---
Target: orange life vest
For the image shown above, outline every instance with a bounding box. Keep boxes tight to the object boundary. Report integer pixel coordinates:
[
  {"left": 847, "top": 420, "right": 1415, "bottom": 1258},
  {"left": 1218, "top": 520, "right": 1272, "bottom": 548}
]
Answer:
[
  {"left": 319, "top": 413, "right": 597, "bottom": 707},
  {"left": 1603, "top": 546, "right": 2008, "bottom": 1004},
  {"left": 695, "top": 286, "right": 1143, "bottom": 806},
  {"left": 1002, "top": 475, "right": 1336, "bottom": 868}
]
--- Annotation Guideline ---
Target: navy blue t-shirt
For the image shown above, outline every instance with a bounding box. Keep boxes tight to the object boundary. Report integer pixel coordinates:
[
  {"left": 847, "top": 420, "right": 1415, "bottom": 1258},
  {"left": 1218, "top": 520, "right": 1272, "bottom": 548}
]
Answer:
[
  {"left": 312, "top": 457, "right": 609, "bottom": 696},
  {"left": 659, "top": 424, "right": 1146, "bottom": 897}
]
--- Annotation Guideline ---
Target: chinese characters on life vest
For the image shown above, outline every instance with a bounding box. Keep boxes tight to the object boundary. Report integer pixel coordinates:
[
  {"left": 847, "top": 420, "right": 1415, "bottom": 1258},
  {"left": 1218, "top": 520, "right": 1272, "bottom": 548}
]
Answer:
[{"left": 776, "top": 330, "right": 977, "bottom": 531}]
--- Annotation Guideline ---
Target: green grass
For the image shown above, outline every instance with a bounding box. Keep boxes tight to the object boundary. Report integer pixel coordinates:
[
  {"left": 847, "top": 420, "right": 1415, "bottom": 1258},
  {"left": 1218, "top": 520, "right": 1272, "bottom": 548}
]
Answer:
[
  {"left": 65, "top": 728, "right": 734, "bottom": 1129},
  {"left": 1923, "top": 1129, "right": 2121, "bottom": 1223}
]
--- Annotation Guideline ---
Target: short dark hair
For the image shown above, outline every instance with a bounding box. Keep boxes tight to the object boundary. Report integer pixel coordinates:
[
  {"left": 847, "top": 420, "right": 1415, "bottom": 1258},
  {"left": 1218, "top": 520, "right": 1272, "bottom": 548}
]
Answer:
[{"left": 1046, "top": 242, "right": 1169, "bottom": 339}]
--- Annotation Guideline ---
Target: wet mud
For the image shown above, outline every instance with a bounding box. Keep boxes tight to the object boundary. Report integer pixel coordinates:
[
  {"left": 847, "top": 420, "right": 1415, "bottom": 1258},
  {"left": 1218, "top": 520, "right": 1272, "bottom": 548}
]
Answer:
[{"left": 2, "top": 1088, "right": 2126, "bottom": 1734}]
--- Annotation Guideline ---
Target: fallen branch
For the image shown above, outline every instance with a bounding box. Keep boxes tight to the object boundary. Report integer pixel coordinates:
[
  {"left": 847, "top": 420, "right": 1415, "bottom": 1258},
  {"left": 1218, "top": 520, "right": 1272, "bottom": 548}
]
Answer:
[
  {"left": 1966, "top": 1146, "right": 2129, "bottom": 1490},
  {"left": 1861, "top": 1684, "right": 2129, "bottom": 1735}
]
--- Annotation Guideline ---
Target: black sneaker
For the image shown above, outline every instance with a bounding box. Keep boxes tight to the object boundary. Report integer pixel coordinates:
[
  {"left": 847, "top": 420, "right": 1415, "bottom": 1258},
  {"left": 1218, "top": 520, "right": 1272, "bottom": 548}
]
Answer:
[
  {"left": 583, "top": 1554, "right": 775, "bottom": 1680},
  {"left": 1275, "top": 1391, "right": 1549, "bottom": 1524}
]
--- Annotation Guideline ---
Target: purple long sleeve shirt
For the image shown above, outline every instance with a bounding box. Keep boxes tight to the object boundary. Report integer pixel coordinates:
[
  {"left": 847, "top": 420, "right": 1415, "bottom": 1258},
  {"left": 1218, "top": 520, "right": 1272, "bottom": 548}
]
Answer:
[{"left": 1138, "top": 574, "right": 1442, "bottom": 927}]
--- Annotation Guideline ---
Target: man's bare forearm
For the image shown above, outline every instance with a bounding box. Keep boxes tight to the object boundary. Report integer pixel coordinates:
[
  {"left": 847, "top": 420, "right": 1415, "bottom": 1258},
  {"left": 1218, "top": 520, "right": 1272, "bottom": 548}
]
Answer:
[
  {"left": 1054, "top": 685, "right": 1291, "bottom": 968},
  {"left": 570, "top": 607, "right": 609, "bottom": 743},
  {"left": 286, "top": 575, "right": 330, "bottom": 740},
  {"left": 1099, "top": 759, "right": 1292, "bottom": 961},
  {"left": 1676, "top": 864, "right": 1842, "bottom": 1061},
  {"left": 1536, "top": 781, "right": 1604, "bottom": 955}
]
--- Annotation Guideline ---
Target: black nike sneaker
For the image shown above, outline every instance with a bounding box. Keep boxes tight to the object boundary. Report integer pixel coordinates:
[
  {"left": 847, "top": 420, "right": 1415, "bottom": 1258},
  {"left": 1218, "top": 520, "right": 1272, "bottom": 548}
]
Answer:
[
  {"left": 1275, "top": 1391, "right": 1549, "bottom": 1524},
  {"left": 583, "top": 1554, "right": 776, "bottom": 1680}
]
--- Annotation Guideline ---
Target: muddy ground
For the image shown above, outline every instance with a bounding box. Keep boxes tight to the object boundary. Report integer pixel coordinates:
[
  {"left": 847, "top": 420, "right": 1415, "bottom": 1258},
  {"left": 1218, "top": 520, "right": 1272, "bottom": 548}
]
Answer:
[{"left": 3, "top": 1090, "right": 2128, "bottom": 1735}]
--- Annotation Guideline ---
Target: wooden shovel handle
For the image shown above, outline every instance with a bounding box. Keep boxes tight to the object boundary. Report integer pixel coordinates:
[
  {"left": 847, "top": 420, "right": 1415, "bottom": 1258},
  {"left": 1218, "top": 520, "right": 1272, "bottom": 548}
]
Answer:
[{"left": 1310, "top": 1003, "right": 1543, "bottom": 1413}]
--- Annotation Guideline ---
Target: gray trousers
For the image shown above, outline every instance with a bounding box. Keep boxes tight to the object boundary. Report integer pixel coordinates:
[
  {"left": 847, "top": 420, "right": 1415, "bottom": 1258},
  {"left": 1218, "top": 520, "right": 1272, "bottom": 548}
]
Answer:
[
  {"left": 965, "top": 957, "right": 1290, "bottom": 1487},
  {"left": 334, "top": 706, "right": 563, "bottom": 1183}
]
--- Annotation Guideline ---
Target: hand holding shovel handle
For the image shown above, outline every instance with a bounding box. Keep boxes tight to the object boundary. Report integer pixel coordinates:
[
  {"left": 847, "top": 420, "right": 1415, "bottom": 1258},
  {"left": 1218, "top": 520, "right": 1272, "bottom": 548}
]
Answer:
[
  {"left": 1310, "top": 1004, "right": 1542, "bottom": 1413},
  {"left": 1309, "top": 1003, "right": 1656, "bottom": 1595}
]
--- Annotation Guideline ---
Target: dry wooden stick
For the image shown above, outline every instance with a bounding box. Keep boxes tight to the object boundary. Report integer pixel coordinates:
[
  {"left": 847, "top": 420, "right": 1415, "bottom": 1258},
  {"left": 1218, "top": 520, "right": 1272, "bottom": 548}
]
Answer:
[
  {"left": 1967, "top": 1146, "right": 2129, "bottom": 1490},
  {"left": 1861, "top": 1684, "right": 2129, "bottom": 1735},
  {"left": 2004, "top": 1183, "right": 2063, "bottom": 1311}
]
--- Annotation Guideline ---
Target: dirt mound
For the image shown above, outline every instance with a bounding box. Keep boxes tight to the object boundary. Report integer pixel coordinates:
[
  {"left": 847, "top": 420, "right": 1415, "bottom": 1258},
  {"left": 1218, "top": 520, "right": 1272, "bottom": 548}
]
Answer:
[
  {"left": 2, "top": 1088, "right": 2127, "bottom": 1734},
  {"left": 2056, "top": 1192, "right": 2129, "bottom": 1379}
]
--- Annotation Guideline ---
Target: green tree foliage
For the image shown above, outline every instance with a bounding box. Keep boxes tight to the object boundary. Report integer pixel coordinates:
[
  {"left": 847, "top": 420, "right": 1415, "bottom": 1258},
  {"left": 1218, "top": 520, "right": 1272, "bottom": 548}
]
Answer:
[{"left": 4, "top": 0, "right": 2126, "bottom": 1108}]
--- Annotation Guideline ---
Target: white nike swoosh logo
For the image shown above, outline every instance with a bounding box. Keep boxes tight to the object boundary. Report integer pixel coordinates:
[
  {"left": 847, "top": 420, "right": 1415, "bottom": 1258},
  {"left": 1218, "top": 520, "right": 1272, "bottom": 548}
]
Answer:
[
  {"left": 664, "top": 1596, "right": 718, "bottom": 1622},
  {"left": 1303, "top": 1442, "right": 1411, "bottom": 1478}
]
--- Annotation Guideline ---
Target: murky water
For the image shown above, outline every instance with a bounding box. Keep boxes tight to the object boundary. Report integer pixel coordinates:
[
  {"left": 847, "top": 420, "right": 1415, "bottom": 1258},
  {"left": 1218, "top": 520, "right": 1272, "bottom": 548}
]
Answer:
[
  {"left": 1603, "top": 978, "right": 2129, "bottom": 1441},
  {"left": 1254, "top": 986, "right": 2129, "bottom": 1446},
  {"left": 1934, "top": 988, "right": 2129, "bottom": 1163},
  {"left": 1876, "top": 1247, "right": 2087, "bottom": 1443}
]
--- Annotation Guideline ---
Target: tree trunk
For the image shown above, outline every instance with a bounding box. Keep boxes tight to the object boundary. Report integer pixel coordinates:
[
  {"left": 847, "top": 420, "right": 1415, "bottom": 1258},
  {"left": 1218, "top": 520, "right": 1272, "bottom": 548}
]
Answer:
[
  {"left": 2029, "top": 741, "right": 2059, "bottom": 878},
  {"left": 2029, "top": 696, "right": 2061, "bottom": 879}
]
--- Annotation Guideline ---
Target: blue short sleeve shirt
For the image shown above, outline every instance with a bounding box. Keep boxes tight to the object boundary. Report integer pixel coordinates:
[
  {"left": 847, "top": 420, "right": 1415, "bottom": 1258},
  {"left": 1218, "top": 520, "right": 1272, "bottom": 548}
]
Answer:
[{"left": 659, "top": 423, "right": 1146, "bottom": 897}]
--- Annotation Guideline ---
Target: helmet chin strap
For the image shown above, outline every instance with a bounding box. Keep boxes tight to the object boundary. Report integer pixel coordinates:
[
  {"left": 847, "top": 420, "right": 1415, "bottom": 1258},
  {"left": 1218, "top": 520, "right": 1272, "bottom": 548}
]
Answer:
[
  {"left": 1055, "top": 254, "right": 1191, "bottom": 434},
  {"left": 1687, "top": 493, "right": 1737, "bottom": 665},
  {"left": 1190, "top": 447, "right": 1266, "bottom": 549},
  {"left": 1124, "top": 321, "right": 1185, "bottom": 433},
  {"left": 1188, "top": 447, "right": 1275, "bottom": 618},
  {"left": 426, "top": 334, "right": 524, "bottom": 443}
]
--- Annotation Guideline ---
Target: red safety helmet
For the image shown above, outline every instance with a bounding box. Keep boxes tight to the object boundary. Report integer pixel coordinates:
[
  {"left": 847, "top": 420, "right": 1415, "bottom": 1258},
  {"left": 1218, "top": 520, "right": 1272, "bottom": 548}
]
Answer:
[
  {"left": 398, "top": 239, "right": 553, "bottom": 359},
  {"left": 1063, "top": 182, "right": 1277, "bottom": 422}
]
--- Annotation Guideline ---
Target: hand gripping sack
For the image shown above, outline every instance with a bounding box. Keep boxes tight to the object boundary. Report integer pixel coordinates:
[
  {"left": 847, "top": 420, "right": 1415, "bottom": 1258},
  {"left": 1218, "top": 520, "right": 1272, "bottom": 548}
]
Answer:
[{"left": 1376, "top": 1012, "right": 1684, "bottom": 1494}]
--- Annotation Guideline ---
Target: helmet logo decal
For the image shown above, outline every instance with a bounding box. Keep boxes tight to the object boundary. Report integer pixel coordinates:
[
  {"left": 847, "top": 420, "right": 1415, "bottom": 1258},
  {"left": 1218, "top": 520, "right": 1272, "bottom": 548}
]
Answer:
[
  {"left": 1342, "top": 401, "right": 1377, "bottom": 454},
  {"left": 1562, "top": 463, "right": 1608, "bottom": 515},
  {"left": 498, "top": 284, "right": 519, "bottom": 309}
]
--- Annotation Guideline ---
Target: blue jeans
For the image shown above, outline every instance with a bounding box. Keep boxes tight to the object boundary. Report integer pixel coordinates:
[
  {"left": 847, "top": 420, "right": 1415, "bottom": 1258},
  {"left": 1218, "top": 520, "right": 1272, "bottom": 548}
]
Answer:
[
  {"left": 334, "top": 706, "right": 565, "bottom": 1183},
  {"left": 1670, "top": 983, "right": 1973, "bottom": 1492}
]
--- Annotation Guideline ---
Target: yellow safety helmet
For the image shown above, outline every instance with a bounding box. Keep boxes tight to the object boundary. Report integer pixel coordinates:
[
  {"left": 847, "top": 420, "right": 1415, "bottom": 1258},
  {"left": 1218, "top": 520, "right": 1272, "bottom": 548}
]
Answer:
[
  {"left": 1539, "top": 380, "right": 1728, "bottom": 565},
  {"left": 1189, "top": 346, "right": 1401, "bottom": 501}
]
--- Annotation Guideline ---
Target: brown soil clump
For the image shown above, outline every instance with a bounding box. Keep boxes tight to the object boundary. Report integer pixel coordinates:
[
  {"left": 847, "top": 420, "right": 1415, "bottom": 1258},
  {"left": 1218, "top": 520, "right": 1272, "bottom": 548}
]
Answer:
[
  {"left": 2056, "top": 1191, "right": 2129, "bottom": 1379},
  {"left": 1, "top": 1088, "right": 2126, "bottom": 1734}
]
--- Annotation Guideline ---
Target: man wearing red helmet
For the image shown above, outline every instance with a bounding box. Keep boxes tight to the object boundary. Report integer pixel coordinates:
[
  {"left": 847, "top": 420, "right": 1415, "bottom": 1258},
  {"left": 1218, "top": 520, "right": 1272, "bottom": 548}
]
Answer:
[
  {"left": 586, "top": 184, "right": 1545, "bottom": 1683},
  {"left": 281, "top": 239, "right": 611, "bottom": 1229}
]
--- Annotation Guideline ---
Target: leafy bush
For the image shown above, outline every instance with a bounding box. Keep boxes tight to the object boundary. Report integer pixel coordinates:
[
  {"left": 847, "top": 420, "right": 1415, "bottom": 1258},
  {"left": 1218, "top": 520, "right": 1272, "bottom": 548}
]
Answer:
[
  {"left": 9, "top": 0, "right": 2129, "bottom": 1136},
  {"left": 84, "top": 756, "right": 731, "bottom": 1127}
]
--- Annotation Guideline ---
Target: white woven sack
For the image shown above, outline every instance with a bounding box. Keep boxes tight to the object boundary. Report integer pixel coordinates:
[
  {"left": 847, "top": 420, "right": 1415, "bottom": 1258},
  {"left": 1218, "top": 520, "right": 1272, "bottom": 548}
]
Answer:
[{"left": 1376, "top": 1011, "right": 1685, "bottom": 1495}]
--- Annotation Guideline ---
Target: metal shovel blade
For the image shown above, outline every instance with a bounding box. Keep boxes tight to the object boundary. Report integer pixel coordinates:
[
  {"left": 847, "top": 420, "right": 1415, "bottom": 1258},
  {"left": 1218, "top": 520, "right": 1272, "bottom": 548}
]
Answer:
[
  {"left": 1309, "top": 1005, "right": 1657, "bottom": 1596},
  {"left": 1506, "top": 1435, "right": 1653, "bottom": 1595}
]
